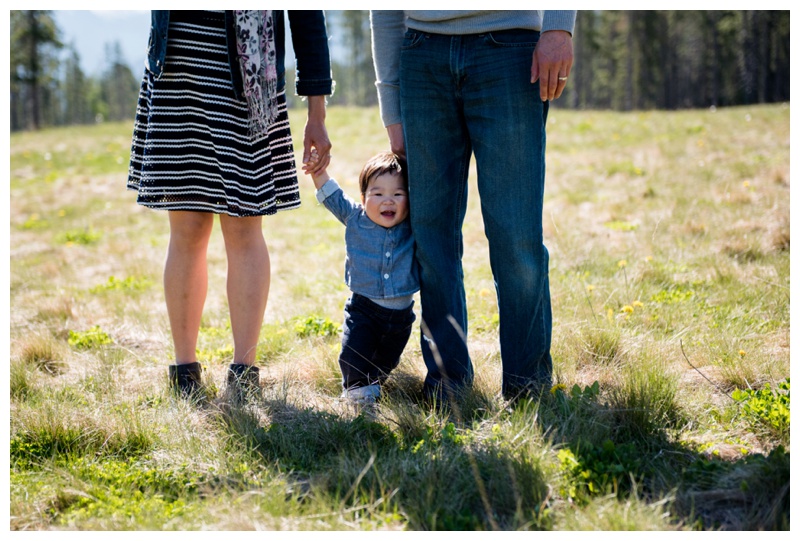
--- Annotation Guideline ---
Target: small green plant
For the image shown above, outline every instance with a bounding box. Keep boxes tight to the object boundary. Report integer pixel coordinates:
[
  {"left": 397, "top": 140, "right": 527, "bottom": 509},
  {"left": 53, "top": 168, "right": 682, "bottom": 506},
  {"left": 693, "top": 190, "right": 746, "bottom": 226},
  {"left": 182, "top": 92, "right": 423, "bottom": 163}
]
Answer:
[
  {"left": 553, "top": 380, "right": 601, "bottom": 403},
  {"left": 89, "top": 275, "right": 152, "bottom": 293},
  {"left": 604, "top": 220, "right": 638, "bottom": 232},
  {"left": 294, "top": 316, "right": 340, "bottom": 338},
  {"left": 59, "top": 228, "right": 101, "bottom": 245},
  {"left": 67, "top": 326, "right": 112, "bottom": 349},
  {"left": 650, "top": 287, "right": 695, "bottom": 305},
  {"left": 606, "top": 160, "right": 645, "bottom": 177},
  {"left": 196, "top": 345, "right": 234, "bottom": 364},
  {"left": 557, "top": 439, "right": 645, "bottom": 503},
  {"left": 732, "top": 379, "right": 789, "bottom": 441},
  {"left": 21, "top": 213, "right": 48, "bottom": 230},
  {"left": 550, "top": 381, "right": 604, "bottom": 424}
]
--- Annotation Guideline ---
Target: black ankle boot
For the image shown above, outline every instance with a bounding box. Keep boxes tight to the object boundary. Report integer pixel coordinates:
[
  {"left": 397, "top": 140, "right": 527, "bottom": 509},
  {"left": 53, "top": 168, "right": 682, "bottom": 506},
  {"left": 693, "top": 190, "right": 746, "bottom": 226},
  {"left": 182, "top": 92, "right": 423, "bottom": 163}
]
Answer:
[
  {"left": 226, "top": 363, "right": 260, "bottom": 403},
  {"left": 168, "top": 362, "right": 203, "bottom": 398}
]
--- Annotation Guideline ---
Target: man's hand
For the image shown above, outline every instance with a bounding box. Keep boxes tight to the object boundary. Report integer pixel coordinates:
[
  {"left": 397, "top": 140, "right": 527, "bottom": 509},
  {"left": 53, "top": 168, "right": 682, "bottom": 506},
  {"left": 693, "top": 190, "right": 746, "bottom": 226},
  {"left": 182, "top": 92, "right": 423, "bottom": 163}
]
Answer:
[
  {"left": 386, "top": 123, "right": 405, "bottom": 158},
  {"left": 531, "top": 30, "right": 574, "bottom": 101},
  {"left": 302, "top": 95, "right": 332, "bottom": 175}
]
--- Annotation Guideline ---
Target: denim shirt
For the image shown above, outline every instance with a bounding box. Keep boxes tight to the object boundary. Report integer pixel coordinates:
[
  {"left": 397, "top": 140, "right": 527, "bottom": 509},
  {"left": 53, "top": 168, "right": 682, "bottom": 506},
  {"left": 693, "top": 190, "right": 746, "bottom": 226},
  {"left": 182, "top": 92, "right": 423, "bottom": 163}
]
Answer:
[
  {"left": 317, "top": 179, "right": 419, "bottom": 300},
  {"left": 147, "top": 10, "right": 332, "bottom": 98}
]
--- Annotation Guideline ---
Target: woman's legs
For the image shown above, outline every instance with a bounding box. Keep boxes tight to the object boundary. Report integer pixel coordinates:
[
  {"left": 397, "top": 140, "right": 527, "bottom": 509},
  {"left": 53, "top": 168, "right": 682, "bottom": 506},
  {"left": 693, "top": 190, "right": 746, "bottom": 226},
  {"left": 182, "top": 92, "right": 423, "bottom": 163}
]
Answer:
[
  {"left": 219, "top": 214, "right": 270, "bottom": 366},
  {"left": 164, "top": 210, "right": 268, "bottom": 398},
  {"left": 165, "top": 211, "right": 214, "bottom": 365}
]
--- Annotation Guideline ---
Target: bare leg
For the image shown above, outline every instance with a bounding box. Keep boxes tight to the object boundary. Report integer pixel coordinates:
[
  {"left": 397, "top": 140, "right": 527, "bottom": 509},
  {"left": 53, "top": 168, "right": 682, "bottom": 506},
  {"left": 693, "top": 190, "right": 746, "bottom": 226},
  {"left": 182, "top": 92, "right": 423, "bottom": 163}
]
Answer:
[
  {"left": 164, "top": 211, "right": 214, "bottom": 365},
  {"left": 219, "top": 214, "right": 270, "bottom": 366}
]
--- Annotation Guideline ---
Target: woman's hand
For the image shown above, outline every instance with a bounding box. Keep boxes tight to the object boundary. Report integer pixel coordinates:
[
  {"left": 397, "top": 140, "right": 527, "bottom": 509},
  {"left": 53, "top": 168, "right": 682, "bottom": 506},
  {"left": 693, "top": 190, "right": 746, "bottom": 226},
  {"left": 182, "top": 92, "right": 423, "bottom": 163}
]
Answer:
[
  {"left": 302, "top": 148, "right": 330, "bottom": 189},
  {"left": 303, "top": 95, "right": 332, "bottom": 175}
]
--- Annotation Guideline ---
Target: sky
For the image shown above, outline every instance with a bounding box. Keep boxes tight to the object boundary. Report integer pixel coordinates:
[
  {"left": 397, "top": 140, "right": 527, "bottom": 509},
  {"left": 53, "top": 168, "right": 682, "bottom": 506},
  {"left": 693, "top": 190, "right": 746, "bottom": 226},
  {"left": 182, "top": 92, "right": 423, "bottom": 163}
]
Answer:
[
  {"left": 51, "top": 10, "right": 348, "bottom": 78},
  {"left": 53, "top": 10, "right": 152, "bottom": 77}
]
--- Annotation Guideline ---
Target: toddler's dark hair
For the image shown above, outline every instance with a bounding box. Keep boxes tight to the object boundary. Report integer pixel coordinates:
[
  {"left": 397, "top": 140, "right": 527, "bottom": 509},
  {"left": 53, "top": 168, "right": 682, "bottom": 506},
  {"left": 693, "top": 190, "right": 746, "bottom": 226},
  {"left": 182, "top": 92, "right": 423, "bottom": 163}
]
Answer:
[{"left": 359, "top": 151, "right": 407, "bottom": 195}]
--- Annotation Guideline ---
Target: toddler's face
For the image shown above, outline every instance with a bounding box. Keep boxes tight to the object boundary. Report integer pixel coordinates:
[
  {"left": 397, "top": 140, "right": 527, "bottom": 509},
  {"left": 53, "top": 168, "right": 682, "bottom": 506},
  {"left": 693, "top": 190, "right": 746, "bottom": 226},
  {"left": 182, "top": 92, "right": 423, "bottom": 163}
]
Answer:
[{"left": 362, "top": 172, "right": 408, "bottom": 228}]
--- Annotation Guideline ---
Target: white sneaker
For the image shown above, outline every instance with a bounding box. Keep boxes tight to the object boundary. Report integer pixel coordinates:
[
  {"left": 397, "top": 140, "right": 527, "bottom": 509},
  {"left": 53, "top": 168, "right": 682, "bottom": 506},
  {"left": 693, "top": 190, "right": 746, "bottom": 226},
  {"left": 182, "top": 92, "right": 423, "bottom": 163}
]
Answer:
[{"left": 342, "top": 384, "right": 381, "bottom": 405}]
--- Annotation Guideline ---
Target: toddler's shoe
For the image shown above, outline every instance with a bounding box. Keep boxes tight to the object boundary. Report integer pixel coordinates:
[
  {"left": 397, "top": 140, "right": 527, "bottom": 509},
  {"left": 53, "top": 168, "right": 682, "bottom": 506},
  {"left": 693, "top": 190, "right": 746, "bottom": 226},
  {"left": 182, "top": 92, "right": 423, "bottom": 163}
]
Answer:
[
  {"left": 342, "top": 383, "right": 381, "bottom": 405},
  {"left": 342, "top": 384, "right": 381, "bottom": 417}
]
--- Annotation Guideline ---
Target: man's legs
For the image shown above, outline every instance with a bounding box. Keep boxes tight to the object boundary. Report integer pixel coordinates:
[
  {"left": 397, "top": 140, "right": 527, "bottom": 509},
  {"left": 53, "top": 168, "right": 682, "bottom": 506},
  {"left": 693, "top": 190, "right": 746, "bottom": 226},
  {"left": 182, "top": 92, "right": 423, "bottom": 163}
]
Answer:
[
  {"left": 462, "top": 30, "right": 553, "bottom": 398},
  {"left": 400, "top": 32, "right": 474, "bottom": 397}
]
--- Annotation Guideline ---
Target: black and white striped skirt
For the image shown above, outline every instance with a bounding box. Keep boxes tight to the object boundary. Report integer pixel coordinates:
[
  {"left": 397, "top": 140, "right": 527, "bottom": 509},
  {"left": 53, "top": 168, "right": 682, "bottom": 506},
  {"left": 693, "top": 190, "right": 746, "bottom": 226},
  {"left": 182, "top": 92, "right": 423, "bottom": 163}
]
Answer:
[{"left": 127, "top": 11, "right": 300, "bottom": 217}]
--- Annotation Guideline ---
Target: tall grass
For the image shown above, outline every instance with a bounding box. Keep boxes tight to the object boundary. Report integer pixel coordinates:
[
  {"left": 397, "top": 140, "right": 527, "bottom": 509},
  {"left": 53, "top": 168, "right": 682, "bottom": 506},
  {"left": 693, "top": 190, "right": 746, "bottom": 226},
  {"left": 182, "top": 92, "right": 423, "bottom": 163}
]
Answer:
[{"left": 9, "top": 103, "right": 790, "bottom": 530}]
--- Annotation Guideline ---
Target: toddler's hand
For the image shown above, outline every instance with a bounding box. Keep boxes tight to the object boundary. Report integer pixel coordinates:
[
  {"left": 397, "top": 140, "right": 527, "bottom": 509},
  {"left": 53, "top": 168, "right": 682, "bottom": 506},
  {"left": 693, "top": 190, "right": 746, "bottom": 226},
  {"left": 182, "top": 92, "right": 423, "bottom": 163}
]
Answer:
[
  {"left": 302, "top": 149, "right": 321, "bottom": 174},
  {"left": 303, "top": 149, "right": 331, "bottom": 187}
]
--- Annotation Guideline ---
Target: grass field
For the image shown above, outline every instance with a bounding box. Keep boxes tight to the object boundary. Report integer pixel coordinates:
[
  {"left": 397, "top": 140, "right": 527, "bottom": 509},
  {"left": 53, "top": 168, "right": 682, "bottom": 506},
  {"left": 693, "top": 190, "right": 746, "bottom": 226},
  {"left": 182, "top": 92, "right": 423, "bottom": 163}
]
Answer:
[{"left": 9, "top": 103, "right": 790, "bottom": 530}]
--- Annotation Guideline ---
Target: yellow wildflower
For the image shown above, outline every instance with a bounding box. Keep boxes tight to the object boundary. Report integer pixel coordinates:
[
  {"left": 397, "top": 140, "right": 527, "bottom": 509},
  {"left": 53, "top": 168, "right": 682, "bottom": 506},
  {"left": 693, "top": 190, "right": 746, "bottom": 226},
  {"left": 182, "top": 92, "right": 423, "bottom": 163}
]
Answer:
[
  {"left": 632, "top": 300, "right": 644, "bottom": 308},
  {"left": 621, "top": 305, "right": 634, "bottom": 314},
  {"left": 739, "top": 349, "right": 746, "bottom": 357},
  {"left": 617, "top": 260, "right": 627, "bottom": 268}
]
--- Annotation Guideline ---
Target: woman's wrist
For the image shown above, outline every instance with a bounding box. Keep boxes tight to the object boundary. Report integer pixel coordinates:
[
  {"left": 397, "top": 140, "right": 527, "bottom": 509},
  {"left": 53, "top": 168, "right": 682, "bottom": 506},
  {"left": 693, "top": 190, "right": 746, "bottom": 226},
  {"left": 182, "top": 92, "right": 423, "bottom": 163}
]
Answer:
[{"left": 306, "top": 95, "right": 327, "bottom": 124}]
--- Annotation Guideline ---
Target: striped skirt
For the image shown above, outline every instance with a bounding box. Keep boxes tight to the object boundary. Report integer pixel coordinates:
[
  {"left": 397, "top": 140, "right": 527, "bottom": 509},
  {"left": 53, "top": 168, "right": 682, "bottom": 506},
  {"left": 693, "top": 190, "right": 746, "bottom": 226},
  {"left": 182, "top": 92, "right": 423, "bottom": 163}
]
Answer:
[{"left": 127, "top": 11, "right": 300, "bottom": 217}]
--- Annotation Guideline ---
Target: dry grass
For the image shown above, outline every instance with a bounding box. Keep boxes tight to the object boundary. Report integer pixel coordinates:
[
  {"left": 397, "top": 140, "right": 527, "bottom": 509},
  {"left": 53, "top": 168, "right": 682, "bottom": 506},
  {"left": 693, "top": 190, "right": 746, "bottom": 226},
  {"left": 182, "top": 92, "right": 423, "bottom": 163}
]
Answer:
[{"left": 9, "top": 103, "right": 790, "bottom": 530}]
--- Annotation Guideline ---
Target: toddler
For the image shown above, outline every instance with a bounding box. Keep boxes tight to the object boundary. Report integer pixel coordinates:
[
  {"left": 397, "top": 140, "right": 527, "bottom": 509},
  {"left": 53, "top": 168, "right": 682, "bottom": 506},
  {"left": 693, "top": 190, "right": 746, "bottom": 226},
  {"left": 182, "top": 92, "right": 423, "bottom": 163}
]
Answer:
[{"left": 305, "top": 150, "right": 419, "bottom": 405}]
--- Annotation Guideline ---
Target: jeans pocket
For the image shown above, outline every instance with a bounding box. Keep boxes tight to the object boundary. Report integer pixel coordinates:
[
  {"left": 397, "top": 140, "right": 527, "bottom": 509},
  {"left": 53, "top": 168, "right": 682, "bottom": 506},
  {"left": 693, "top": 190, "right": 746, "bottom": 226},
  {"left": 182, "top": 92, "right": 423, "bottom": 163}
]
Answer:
[
  {"left": 485, "top": 29, "right": 539, "bottom": 48},
  {"left": 401, "top": 30, "right": 426, "bottom": 50}
]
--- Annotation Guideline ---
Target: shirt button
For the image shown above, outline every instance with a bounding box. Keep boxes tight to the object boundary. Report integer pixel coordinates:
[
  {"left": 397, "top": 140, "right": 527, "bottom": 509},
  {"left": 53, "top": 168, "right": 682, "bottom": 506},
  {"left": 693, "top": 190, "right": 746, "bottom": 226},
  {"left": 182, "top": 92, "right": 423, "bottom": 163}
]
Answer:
[
  {"left": 384, "top": 274, "right": 389, "bottom": 279},
  {"left": 385, "top": 252, "right": 391, "bottom": 258}
]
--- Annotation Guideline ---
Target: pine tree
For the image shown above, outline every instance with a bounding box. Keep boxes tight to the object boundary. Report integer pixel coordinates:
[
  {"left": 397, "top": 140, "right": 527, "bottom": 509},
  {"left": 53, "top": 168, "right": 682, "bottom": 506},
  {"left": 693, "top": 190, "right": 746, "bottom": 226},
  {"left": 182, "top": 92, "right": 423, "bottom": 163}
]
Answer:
[{"left": 10, "top": 10, "right": 62, "bottom": 130}]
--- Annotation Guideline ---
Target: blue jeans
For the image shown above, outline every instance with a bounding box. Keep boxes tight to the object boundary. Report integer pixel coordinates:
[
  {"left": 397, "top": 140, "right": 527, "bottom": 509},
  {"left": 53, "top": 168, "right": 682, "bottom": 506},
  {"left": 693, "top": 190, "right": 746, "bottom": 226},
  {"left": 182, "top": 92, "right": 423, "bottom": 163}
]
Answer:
[
  {"left": 399, "top": 29, "right": 553, "bottom": 399},
  {"left": 339, "top": 294, "right": 416, "bottom": 390}
]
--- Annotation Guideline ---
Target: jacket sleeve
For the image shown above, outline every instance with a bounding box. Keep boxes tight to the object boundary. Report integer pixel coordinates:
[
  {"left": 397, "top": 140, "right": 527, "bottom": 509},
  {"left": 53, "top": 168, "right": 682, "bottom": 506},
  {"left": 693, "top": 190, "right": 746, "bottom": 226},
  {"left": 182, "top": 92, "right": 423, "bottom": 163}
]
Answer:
[
  {"left": 370, "top": 10, "right": 406, "bottom": 127},
  {"left": 287, "top": 10, "right": 333, "bottom": 96}
]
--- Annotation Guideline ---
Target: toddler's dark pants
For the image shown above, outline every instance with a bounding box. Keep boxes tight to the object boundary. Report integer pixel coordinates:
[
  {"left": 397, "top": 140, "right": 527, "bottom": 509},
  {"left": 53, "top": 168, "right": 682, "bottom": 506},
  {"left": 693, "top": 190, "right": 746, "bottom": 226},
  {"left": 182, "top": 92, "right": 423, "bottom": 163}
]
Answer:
[{"left": 339, "top": 293, "right": 415, "bottom": 390}]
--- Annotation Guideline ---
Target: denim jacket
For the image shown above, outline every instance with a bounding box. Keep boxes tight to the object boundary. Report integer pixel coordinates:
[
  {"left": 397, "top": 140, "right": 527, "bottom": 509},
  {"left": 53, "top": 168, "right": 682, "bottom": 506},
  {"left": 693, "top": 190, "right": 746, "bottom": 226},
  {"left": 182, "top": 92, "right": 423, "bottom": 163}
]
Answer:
[
  {"left": 317, "top": 179, "right": 420, "bottom": 300},
  {"left": 147, "top": 10, "right": 332, "bottom": 98}
]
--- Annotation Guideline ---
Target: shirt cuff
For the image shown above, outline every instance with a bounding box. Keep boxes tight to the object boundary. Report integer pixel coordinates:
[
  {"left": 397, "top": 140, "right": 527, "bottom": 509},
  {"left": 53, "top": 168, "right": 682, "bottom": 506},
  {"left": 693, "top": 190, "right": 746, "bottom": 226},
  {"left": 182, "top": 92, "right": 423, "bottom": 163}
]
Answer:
[
  {"left": 315, "top": 178, "right": 341, "bottom": 204},
  {"left": 542, "top": 11, "right": 577, "bottom": 35}
]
